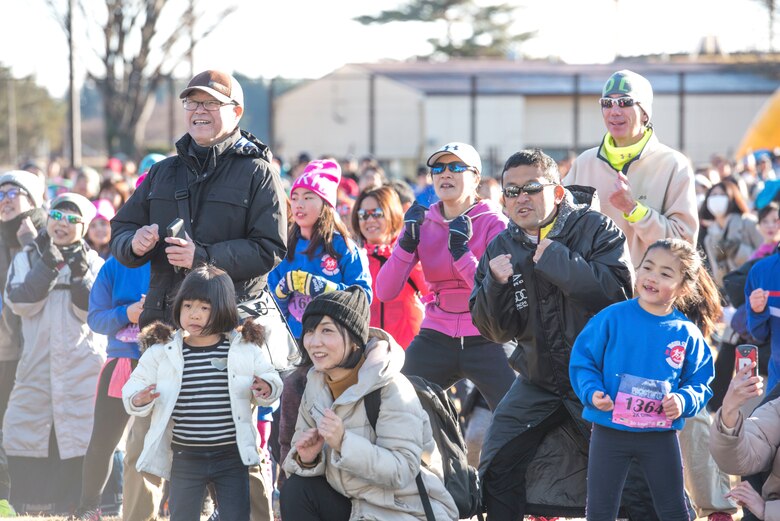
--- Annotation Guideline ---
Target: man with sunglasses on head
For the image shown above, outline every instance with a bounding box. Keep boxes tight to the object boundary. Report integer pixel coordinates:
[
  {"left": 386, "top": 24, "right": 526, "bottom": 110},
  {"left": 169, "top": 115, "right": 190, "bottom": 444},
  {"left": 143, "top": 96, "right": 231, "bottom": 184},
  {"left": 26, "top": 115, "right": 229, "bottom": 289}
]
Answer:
[
  {"left": 567, "top": 71, "right": 735, "bottom": 521},
  {"left": 111, "top": 70, "right": 286, "bottom": 521},
  {"left": 470, "top": 149, "right": 640, "bottom": 520}
]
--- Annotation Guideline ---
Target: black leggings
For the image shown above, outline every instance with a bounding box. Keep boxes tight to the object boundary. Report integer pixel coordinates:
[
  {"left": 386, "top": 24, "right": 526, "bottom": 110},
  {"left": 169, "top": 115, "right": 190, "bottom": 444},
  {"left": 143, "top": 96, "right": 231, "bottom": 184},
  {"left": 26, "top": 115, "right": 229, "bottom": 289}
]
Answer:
[
  {"left": 78, "top": 358, "right": 135, "bottom": 511},
  {"left": 586, "top": 424, "right": 689, "bottom": 521},
  {"left": 279, "top": 474, "right": 351, "bottom": 521}
]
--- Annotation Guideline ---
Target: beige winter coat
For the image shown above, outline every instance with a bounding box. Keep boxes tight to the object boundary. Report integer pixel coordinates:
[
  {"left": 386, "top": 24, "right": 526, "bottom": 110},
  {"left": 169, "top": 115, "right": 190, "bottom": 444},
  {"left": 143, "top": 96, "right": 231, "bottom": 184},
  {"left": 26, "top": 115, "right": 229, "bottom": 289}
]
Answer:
[
  {"left": 3, "top": 243, "right": 106, "bottom": 459},
  {"left": 566, "top": 132, "right": 698, "bottom": 266},
  {"left": 283, "top": 328, "right": 458, "bottom": 521},
  {"left": 702, "top": 212, "right": 763, "bottom": 286},
  {"left": 710, "top": 402, "right": 780, "bottom": 521}
]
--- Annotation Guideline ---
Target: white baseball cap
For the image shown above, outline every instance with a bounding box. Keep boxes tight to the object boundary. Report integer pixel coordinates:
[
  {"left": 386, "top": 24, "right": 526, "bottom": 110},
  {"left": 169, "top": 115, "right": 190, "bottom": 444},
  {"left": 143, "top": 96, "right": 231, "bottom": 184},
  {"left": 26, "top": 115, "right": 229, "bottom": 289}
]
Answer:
[{"left": 426, "top": 142, "right": 483, "bottom": 175}]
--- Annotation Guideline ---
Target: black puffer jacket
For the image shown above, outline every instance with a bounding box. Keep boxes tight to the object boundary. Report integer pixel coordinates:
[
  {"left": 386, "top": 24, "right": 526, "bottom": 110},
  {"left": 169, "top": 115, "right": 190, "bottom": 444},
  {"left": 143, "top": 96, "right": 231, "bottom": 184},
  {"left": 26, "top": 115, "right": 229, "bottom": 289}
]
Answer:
[
  {"left": 111, "top": 129, "right": 287, "bottom": 327},
  {"left": 470, "top": 187, "right": 665, "bottom": 518}
]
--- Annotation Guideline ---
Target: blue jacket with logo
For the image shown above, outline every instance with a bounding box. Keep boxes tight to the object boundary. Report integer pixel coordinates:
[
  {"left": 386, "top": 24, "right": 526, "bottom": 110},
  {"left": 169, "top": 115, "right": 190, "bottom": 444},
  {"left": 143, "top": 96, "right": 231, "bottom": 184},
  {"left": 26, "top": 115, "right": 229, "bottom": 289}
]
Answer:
[
  {"left": 570, "top": 298, "right": 714, "bottom": 432},
  {"left": 746, "top": 252, "right": 780, "bottom": 391},
  {"left": 268, "top": 232, "right": 372, "bottom": 338}
]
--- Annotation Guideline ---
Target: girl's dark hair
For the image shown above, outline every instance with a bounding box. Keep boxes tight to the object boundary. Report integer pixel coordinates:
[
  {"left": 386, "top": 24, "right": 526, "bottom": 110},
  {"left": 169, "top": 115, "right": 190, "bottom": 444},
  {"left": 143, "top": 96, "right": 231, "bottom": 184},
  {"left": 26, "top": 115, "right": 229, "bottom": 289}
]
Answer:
[
  {"left": 350, "top": 186, "right": 404, "bottom": 247},
  {"left": 758, "top": 201, "right": 780, "bottom": 223},
  {"left": 172, "top": 265, "right": 239, "bottom": 335},
  {"left": 286, "top": 203, "right": 353, "bottom": 261},
  {"left": 99, "top": 178, "right": 130, "bottom": 208},
  {"left": 298, "top": 313, "right": 363, "bottom": 369},
  {"left": 641, "top": 239, "right": 722, "bottom": 338},
  {"left": 699, "top": 178, "right": 750, "bottom": 221}
]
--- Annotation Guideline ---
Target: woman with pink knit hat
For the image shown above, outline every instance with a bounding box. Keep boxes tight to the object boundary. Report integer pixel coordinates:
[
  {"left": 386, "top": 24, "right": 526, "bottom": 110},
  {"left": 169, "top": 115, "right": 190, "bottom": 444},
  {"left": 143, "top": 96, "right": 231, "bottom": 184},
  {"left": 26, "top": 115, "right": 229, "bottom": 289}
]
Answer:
[
  {"left": 268, "top": 159, "right": 372, "bottom": 339},
  {"left": 86, "top": 199, "right": 116, "bottom": 260}
]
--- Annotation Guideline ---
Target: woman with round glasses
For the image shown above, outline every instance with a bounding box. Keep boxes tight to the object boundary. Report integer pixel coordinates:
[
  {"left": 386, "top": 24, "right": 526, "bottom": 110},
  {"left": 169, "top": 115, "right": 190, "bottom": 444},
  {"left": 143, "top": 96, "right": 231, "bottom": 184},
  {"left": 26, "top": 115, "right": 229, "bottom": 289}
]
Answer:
[
  {"left": 376, "top": 142, "right": 515, "bottom": 416},
  {"left": 351, "top": 186, "right": 427, "bottom": 348}
]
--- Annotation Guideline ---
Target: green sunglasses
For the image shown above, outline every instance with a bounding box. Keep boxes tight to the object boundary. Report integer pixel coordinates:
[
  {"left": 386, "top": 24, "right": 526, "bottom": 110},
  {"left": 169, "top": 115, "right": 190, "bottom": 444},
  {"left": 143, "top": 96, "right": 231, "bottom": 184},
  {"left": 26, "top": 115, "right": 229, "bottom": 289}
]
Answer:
[{"left": 49, "top": 209, "right": 84, "bottom": 224}]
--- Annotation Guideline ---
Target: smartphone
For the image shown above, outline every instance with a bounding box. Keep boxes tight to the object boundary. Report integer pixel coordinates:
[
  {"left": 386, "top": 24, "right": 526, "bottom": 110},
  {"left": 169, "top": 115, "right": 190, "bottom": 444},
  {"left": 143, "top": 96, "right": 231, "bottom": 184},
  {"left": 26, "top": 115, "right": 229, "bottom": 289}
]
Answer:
[
  {"left": 166, "top": 218, "right": 185, "bottom": 240},
  {"left": 735, "top": 344, "right": 759, "bottom": 377}
]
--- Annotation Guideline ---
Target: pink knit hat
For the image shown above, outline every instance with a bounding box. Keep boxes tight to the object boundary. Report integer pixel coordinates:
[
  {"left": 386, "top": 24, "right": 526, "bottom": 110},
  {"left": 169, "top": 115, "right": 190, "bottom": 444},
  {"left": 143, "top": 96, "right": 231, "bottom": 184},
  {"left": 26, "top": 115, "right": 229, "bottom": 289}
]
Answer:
[
  {"left": 93, "top": 198, "right": 116, "bottom": 221},
  {"left": 291, "top": 160, "right": 341, "bottom": 208}
]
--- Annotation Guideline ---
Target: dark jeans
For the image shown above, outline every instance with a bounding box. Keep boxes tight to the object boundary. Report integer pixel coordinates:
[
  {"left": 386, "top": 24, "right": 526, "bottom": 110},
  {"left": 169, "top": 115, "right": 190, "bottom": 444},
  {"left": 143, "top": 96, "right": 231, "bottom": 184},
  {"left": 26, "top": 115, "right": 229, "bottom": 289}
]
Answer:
[
  {"left": 169, "top": 444, "right": 250, "bottom": 521},
  {"left": 0, "top": 360, "right": 17, "bottom": 501},
  {"left": 280, "top": 474, "right": 351, "bottom": 521},
  {"left": 402, "top": 328, "right": 515, "bottom": 411},
  {"left": 587, "top": 424, "right": 689, "bottom": 521},
  {"left": 482, "top": 405, "right": 570, "bottom": 520},
  {"left": 78, "top": 358, "right": 133, "bottom": 511}
]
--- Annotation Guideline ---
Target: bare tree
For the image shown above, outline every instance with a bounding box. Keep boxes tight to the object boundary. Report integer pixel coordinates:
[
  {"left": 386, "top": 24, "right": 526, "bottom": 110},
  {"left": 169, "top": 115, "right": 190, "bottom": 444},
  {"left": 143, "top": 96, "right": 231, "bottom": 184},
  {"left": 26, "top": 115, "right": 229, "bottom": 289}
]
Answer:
[
  {"left": 44, "top": 0, "right": 237, "bottom": 159},
  {"left": 753, "top": 0, "right": 778, "bottom": 51}
]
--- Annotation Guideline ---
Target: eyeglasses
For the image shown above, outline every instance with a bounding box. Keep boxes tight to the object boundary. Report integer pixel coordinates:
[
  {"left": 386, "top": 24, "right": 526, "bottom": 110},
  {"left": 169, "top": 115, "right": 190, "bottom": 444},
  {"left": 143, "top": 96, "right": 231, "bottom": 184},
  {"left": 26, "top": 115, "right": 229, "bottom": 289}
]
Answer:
[
  {"left": 599, "top": 97, "right": 636, "bottom": 109},
  {"left": 430, "top": 162, "right": 475, "bottom": 175},
  {"left": 0, "top": 187, "right": 27, "bottom": 202},
  {"left": 49, "top": 209, "right": 84, "bottom": 224},
  {"left": 182, "top": 99, "right": 237, "bottom": 111},
  {"left": 502, "top": 182, "right": 557, "bottom": 198},
  {"left": 357, "top": 208, "right": 385, "bottom": 221}
]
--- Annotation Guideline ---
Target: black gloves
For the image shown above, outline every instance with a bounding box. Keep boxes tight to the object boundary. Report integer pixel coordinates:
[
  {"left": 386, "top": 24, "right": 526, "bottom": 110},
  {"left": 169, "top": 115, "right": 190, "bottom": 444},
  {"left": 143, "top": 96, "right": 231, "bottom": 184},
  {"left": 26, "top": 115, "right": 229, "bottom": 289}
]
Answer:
[
  {"left": 35, "top": 232, "right": 64, "bottom": 271},
  {"left": 398, "top": 202, "right": 428, "bottom": 253},
  {"left": 448, "top": 214, "right": 473, "bottom": 260},
  {"left": 64, "top": 243, "right": 89, "bottom": 279}
]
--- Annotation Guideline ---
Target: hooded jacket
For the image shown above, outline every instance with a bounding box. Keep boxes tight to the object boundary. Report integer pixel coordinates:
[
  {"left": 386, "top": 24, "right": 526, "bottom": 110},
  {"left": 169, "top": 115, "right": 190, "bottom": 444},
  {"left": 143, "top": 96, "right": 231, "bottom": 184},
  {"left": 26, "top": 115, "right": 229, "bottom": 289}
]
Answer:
[
  {"left": 376, "top": 199, "right": 507, "bottom": 338},
  {"left": 470, "top": 187, "right": 639, "bottom": 514},
  {"left": 110, "top": 129, "right": 287, "bottom": 328},
  {"left": 122, "top": 320, "right": 282, "bottom": 480},
  {"left": 283, "top": 328, "right": 458, "bottom": 521},
  {"left": 4, "top": 237, "right": 106, "bottom": 458},
  {"left": 565, "top": 132, "right": 698, "bottom": 266}
]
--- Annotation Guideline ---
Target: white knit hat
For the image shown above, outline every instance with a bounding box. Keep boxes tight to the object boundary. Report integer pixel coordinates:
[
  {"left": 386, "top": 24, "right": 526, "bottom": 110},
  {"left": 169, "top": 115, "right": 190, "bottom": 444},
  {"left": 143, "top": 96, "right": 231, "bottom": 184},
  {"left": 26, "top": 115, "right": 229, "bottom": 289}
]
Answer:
[{"left": 0, "top": 170, "right": 45, "bottom": 207}]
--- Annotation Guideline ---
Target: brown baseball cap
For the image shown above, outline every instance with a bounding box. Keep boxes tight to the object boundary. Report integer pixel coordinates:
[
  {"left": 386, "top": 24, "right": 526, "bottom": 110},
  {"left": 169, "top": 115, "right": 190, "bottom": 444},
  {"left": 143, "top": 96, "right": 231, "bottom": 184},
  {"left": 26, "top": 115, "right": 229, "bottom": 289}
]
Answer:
[{"left": 179, "top": 70, "right": 244, "bottom": 107}]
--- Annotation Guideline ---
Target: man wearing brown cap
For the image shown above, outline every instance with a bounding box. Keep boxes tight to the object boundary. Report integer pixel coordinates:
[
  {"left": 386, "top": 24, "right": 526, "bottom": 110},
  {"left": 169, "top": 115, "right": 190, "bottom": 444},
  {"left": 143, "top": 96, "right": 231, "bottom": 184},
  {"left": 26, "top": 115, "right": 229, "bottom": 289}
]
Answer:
[{"left": 111, "top": 70, "right": 287, "bottom": 521}]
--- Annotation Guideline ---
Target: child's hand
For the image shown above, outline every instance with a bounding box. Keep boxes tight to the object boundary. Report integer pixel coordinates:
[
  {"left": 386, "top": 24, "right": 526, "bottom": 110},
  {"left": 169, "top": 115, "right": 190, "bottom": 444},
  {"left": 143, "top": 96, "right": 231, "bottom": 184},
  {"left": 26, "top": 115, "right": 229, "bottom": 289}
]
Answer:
[
  {"left": 726, "top": 481, "right": 765, "bottom": 519},
  {"left": 275, "top": 274, "right": 293, "bottom": 300},
  {"left": 662, "top": 393, "right": 683, "bottom": 420},
  {"left": 750, "top": 288, "right": 769, "bottom": 313},
  {"left": 295, "top": 427, "right": 325, "bottom": 464},
  {"left": 251, "top": 376, "right": 272, "bottom": 399},
  {"left": 592, "top": 391, "right": 614, "bottom": 411},
  {"left": 318, "top": 409, "right": 345, "bottom": 452},
  {"left": 131, "top": 384, "right": 159, "bottom": 407}
]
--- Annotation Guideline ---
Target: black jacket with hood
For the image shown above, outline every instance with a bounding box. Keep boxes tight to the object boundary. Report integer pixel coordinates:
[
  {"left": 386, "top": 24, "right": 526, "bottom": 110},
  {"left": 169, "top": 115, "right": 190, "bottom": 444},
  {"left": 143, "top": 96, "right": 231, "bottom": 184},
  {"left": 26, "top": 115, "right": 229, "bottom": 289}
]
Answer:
[{"left": 111, "top": 129, "right": 287, "bottom": 327}]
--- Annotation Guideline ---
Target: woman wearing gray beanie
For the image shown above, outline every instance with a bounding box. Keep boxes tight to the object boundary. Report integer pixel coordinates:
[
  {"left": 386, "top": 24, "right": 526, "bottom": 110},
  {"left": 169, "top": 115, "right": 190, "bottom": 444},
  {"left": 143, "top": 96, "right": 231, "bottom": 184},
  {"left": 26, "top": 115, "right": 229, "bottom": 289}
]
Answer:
[{"left": 281, "top": 286, "right": 457, "bottom": 520}]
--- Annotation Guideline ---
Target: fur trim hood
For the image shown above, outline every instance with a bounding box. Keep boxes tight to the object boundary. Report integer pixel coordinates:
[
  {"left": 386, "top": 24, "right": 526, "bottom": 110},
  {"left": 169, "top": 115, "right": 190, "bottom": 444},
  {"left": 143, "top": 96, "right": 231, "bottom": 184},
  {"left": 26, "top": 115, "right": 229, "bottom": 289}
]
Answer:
[{"left": 137, "top": 319, "right": 266, "bottom": 352}]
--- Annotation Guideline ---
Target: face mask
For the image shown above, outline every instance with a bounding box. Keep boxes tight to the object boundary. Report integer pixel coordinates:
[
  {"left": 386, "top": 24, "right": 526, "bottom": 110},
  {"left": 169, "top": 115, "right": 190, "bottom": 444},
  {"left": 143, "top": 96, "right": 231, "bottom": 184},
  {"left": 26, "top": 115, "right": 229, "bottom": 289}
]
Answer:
[
  {"left": 706, "top": 194, "right": 729, "bottom": 217},
  {"left": 696, "top": 193, "right": 706, "bottom": 210}
]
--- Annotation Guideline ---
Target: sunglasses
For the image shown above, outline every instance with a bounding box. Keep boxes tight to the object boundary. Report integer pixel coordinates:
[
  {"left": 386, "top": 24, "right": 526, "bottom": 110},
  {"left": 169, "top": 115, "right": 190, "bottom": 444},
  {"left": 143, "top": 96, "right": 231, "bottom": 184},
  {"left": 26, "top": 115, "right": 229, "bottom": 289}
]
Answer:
[
  {"left": 502, "top": 182, "right": 557, "bottom": 198},
  {"left": 49, "top": 209, "right": 84, "bottom": 224},
  {"left": 430, "top": 162, "right": 475, "bottom": 175},
  {"left": 0, "top": 187, "right": 27, "bottom": 202},
  {"left": 357, "top": 208, "right": 385, "bottom": 221},
  {"left": 599, "top": 97, "right": 637, "bottom": 109}
]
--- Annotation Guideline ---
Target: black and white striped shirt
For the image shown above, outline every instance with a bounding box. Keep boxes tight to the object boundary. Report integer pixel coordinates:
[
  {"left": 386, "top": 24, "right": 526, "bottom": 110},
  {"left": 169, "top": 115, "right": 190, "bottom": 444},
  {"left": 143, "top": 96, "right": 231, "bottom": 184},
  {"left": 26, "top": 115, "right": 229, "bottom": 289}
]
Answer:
[{"left": 171, "top": 336, "right": 236, "bottom": 446}]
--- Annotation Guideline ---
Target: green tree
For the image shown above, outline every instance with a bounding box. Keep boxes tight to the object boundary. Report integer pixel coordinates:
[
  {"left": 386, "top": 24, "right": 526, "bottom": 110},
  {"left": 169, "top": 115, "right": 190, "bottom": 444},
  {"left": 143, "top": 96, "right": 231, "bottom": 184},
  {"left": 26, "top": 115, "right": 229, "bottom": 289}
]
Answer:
[
  {"left": 355, "top": 0, "right": 534, "bottom": 59},
  {"left": 0, "top": 65, "right": 66, "bottom": 167},
  {"left": 45, "top": 0, "right": 236, "bottom": 160}
]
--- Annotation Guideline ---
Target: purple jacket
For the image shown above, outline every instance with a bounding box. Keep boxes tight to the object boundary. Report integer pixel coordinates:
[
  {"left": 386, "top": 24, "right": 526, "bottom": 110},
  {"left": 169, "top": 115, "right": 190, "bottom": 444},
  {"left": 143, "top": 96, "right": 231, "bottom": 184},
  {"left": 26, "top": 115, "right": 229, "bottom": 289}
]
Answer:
[{"left": 376, "top": 199, "right": 507, "bottom": 338}]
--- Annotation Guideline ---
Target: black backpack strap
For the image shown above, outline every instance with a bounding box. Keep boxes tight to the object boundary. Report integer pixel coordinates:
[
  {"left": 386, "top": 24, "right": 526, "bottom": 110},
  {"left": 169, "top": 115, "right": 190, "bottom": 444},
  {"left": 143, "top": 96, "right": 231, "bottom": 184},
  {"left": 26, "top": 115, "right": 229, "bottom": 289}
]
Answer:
[
  {"left": 415, "top": 473, "right": 435, "bottom": 521},
  {"left": 174, "top": 159, "right": 194, "bottom": 237},
  {"left": 364, "top": 387, "right": 381, "bottom": 432}
]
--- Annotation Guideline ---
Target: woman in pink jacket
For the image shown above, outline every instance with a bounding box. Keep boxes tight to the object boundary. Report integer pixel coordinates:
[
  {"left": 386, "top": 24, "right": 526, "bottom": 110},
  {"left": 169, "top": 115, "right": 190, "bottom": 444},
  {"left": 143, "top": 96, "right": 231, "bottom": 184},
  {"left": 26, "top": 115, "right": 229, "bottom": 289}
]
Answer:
[{"left": 376, "top": 142, "right": 515, "bottom": 412}]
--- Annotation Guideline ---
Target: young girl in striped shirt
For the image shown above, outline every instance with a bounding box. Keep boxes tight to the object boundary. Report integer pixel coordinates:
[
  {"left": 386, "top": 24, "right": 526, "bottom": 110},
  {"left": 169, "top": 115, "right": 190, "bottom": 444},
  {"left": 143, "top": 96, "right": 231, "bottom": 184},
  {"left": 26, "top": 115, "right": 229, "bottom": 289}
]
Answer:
[{"left": 123, "top": 265, "right": 282, "bottom": 521}]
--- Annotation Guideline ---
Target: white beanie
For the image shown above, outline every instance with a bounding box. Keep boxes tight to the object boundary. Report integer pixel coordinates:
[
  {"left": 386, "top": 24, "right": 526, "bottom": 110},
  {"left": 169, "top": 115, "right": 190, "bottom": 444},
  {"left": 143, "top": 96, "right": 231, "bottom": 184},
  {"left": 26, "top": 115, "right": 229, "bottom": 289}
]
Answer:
[
  {"left": 51, "top": 193, "right": 97, "bottom": 234},
  {"left": 0, "top": 170, "right": 45, "bottom": 207}
]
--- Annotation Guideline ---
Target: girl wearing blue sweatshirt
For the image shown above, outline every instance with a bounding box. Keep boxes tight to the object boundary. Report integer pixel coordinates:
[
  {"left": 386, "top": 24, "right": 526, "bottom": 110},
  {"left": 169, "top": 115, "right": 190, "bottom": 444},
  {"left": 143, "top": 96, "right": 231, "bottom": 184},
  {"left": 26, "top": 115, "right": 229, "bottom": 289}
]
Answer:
[
  {"left": 268, "top": 159, "right": 371, "bottom": 339},
  {"left": 570, "top": 238, "right": 719, "bottom": 521}
]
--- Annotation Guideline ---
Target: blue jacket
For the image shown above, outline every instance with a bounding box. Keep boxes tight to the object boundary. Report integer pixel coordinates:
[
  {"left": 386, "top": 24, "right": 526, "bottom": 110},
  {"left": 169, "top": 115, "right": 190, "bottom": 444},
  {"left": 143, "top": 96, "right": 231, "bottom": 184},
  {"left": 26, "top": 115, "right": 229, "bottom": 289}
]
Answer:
[
  {"left": 746, "top": 252, "right": 780, "bottom": 390},
  {"left": 570, "top": 299, "right": 714, "bottom": 432},
  {"left": 268, "top": 233, "right": 372, "bottom": 338},
  {"left": 88, "top": 257, "right": 150, "bottom": 359}
]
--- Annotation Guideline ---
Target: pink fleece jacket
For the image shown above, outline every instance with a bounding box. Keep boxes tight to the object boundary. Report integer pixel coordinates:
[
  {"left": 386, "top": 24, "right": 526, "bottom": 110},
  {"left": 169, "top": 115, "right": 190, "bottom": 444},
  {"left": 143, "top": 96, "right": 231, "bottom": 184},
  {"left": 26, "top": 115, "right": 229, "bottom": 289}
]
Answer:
[{"left": 376, "top": 199, "right": 508, "bottom": 338}]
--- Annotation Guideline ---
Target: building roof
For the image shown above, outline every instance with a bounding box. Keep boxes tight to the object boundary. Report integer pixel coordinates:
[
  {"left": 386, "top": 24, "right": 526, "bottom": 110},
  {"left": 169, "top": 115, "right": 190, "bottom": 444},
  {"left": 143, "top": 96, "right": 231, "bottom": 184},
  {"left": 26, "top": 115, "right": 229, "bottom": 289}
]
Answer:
[{"left": 342, "top": 58, "right": 780, "bottom": 96}]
